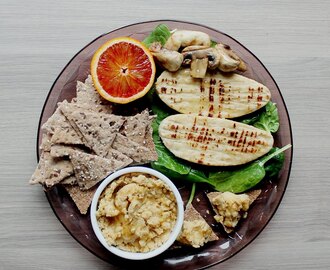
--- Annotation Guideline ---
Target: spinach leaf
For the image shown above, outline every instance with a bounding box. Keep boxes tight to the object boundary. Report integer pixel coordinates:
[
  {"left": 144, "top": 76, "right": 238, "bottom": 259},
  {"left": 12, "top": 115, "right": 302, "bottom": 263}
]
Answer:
[
  {"left": 150, "top": 93, "right": 191, "bottom": 175},
  {"left": 149, "top": 93, "right": 288, "bottom": 193},
  {"left": 142, "top": 24, "right": 171, "bottom": 48},
  {"left": 241, "top": 101, "right": 279, "bottom": 133},
  {"left": 254, "top": 102, "right": 279, "bottom": 133},
  {"left": 264, "top": 147, "right": 285, "bottom": 178},
  {"left": 152, "top": 132, "right": 191, "bottom": 175},
  {"left": 241, "top": 112, "right": 262, "bottom": 125},
  {"left": 204, "top": 145, "right": 290, "bottom": 193}
]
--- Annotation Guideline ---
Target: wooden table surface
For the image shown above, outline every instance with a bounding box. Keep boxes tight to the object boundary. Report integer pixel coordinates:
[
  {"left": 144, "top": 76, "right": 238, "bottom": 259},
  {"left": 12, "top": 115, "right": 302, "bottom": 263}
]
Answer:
[{"left": 1, "top": 0, "right": 329, "bottom": 269}]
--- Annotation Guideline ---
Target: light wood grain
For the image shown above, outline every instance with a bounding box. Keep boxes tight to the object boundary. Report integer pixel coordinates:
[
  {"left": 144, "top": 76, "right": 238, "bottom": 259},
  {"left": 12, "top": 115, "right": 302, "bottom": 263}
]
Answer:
[{"left": 1, "top": 0, "right": 330, "bottom": 269}]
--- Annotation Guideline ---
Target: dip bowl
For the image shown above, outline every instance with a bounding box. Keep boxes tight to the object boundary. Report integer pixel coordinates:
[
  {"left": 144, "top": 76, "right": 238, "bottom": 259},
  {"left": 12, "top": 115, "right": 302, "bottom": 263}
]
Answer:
[{"left": 90, "top": 166, "right": 184, "bottom": 260}]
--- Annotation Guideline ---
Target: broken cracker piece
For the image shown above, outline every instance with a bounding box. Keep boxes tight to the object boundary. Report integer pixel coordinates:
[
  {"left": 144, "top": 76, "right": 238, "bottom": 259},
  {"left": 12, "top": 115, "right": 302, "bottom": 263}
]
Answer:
[
  {"left": 29, "top": 152, "right": 74, "bottom": 188},
  {"left": 207, "top": 190, "right": 261, "bottom": 233},
  {"left": 76, "top": 75, "right": 111, "bottom": 106},
  {"left": 42, "top": 104, "right": 85, "bottom": 146},
  {"left": 177, "top": 204, "right": 218, "bottom": 248},
  {"left": 50, "top": 144, "right": 86, "bottom": 158},
  {"left": 64, "top": 184, "right": 97, "bottom": 214},
  {"left": 60, "top": 102, "right": 124, "bottom": 157},
  {"left": 70, "top": 150, "right": 131, "bottom": 190},
  {"left": 39, "top": 132, "right": 53, "bottom": 152},
  {"left": 111, "top": 133, "right": 157, "bottom": 164},
  {"left": 121, "top": 109, "right": 154, "bottom": 145},
  {"left": 60, "top": 175, "right": 78, "bottom": 185}
]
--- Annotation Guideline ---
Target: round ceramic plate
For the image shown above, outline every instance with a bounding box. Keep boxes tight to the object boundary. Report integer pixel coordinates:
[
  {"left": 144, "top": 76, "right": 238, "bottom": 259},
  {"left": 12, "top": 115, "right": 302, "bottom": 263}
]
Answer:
[{"left": 37, "top": 20, "right": 293, "bottom": 269}]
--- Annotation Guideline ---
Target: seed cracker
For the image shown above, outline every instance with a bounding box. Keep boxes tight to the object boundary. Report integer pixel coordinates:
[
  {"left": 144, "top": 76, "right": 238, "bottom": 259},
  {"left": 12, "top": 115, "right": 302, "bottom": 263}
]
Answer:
[
  {"left": 70, "top": 150, "right": 132, "bottom": 190},
  {"left": 39, "top": 132, "right": 53, "bottom": 152},
  {"left": 121, "top": 109, "right": 154, "bottom": 145},
  {"left": 64, "top": 184, "right": 97, "bottom": 214},
  {"left": 42, "top": 105, "right": 85, "bottom": 146},
  {"left": 60, "top": 102, "right": 124, "bottom": 157},
  {"left": 60, "top": 175, "right": 78, "bottom": 185},
  {"left": 29, "top": 151, "right": 74, "bottom": 188},
  {"left": 111, "top": 133, "right": 158, "bottom": 164},
  {"left": 50, "top": 144, "right": 77, "bottom": 158},
  {"left": 76, "top": 75, "right": 111, "bottom": 106},
  {"left": 177, "top": 204, "right": 218, "bottom": 248}
]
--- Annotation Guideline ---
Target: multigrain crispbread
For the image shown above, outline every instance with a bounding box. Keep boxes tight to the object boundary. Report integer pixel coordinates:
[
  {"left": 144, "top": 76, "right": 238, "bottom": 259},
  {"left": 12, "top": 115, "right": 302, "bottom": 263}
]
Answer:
[
  {"left": 70, "top": 150, "right": 132, "bottom": 190},
  {"left": 29, "top": 152, "right": 74, "bottom": 188},
  {"left": 111, "top": 133, "right": 158, "bottom": 164},
  {"left": 41, "top": 106, "right": 85, "bottom": 146},
  {"left": 30, "top": 75, "right": 158, "bottom": 215},
  {"left": 120, "top": 109, "right": 155, "bottom": 145},
  {"left": 159, "top": 114, "right": 273, "bottom": 166},
  {"left": 207, "top": 190, "right": 261, "bottom": 233},
  {"left": 76, "top": 75, "right": 111, "bottom": 106},
  {"left": 64, "top": 184, "right": 97, "bottom": 215},
  {"left": 62, "top": 107, "right": 125, "bottom": 157},
  {"left": 177, "top": 204, "right": 218, "bottom": 248}
]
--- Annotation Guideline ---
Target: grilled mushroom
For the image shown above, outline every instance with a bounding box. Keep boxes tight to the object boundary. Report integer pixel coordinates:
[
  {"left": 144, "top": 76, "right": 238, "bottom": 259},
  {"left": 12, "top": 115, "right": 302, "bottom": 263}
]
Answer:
[
  {"left": 164, "top": 30, "right": 211, "bottom": 51},
  {"left": 215, "top": 43, "right": 247, "bottom": 72},
  {"left": 182, "top": 46, "right": 221, "bottom": 69},
  {"left": 181, "top": 46, "right": 221, "bottom": 78},
  {"left": 149, "top": 42, "right": 183, "bottom": 72}
]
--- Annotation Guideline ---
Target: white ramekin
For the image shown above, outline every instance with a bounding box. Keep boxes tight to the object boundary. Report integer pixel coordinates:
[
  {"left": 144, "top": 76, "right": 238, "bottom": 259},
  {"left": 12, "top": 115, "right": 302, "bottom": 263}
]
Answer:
[{"left": 90, "top": 166, "right": 184, "bottom": 260}]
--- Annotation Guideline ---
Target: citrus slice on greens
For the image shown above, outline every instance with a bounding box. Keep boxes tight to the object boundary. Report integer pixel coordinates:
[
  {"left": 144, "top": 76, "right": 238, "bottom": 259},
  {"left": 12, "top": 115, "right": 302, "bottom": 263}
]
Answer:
[{"left": 91, "top": 37, "right": 156, "bottom": 104}]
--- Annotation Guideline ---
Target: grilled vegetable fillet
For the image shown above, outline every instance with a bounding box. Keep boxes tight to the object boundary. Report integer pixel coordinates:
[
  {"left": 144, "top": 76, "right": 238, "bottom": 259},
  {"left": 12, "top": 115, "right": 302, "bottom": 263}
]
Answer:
[
  {"left": 159, "top": 114, "right": 273, "bottom": 166},
  {"left": 156, "top": 69, "right": 271, "bottom": 118}
]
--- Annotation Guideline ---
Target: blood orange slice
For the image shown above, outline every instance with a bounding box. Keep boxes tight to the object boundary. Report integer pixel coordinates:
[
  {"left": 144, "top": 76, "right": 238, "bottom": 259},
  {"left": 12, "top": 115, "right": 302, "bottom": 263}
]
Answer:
[{"left": 91, "top": 37, "right": 156, "bottom": 104}]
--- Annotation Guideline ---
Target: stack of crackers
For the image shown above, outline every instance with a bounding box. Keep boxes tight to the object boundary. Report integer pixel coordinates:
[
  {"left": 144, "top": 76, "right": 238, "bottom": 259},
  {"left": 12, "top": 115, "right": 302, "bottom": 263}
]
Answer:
[{"left": 30, "top": 75, "right": 157, "bottom": 214}]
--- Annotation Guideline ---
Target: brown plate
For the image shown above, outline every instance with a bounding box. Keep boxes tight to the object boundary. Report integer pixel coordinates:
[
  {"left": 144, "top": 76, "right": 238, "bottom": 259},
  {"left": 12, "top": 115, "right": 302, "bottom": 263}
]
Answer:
[{"left": 37, "top": 20, "right": 293, "bottom": 269}]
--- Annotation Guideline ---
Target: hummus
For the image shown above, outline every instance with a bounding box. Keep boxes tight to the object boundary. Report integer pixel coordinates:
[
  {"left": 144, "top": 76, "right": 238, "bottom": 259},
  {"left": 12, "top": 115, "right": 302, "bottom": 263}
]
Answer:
[{"left": 96, "top": 172, "right": 177, "bottom": 253}]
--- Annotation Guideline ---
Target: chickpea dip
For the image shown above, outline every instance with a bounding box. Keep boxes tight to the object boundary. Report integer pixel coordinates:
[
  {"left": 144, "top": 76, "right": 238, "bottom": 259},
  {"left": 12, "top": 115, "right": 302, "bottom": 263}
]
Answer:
[{"left": 96, "top": 172, "right": 178, "bottom": 253}]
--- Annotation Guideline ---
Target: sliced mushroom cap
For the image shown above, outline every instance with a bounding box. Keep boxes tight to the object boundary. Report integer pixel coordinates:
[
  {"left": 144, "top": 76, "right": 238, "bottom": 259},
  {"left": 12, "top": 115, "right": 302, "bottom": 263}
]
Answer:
[
  {"left": 190, "top": 58, "right": 208, "bottom": 78},
  {"left": 149, "top": 42, "right": 183, "bottom": 72},
  {"left": 215, "top": 43, "right": 247, "bottom": 72},
  {"left": 181, "top": 47, "right": 221, "bottom": 70}
]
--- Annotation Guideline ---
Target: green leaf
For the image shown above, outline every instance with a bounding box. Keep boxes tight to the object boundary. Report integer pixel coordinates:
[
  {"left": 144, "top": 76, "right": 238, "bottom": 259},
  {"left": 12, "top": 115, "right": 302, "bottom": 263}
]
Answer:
[
  {"left": 210, "top": 40, "right": 218, "bottom": 47},
  {"left": 240, "top": 101, "right": 279, "bottom": 133},
  {"left": 152, "top": 133, "right": 191, "bottom": 175},
  {"left": 264, "top": 147, "right": 285, "bottom": 178},
  {"left": 142, "top": 24, "right": 171, "bottom": 48},
  {"left": 253, "top": 101, "right": 280, "bottom": 133},
  {"left": 150, "top": 97, "right": 191, "bottom": 176},
  {"left": 241, "top": 112, "right": 262, "bottom": 125},
  {"left": 149, "top": 92, "right": 288, "bottom": 193}
]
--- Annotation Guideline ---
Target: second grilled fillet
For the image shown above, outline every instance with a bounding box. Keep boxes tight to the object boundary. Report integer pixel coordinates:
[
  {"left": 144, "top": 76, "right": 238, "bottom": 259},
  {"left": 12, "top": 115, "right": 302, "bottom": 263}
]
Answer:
[
  {"left": 155, "top": 68, "right": 271, "bottom": 118},
  {"left": 159, "top": 114, "right": 273, "bottom": 166}
]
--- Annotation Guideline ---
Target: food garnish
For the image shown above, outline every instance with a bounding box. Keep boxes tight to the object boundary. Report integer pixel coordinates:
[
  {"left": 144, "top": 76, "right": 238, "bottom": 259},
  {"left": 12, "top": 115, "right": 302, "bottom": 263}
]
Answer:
[
  {"left": 91, "top": 37, "right": 156, "bottom": 104},
  {"left": 142, "top": 24, "right": 172, "bottom": 48}
]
